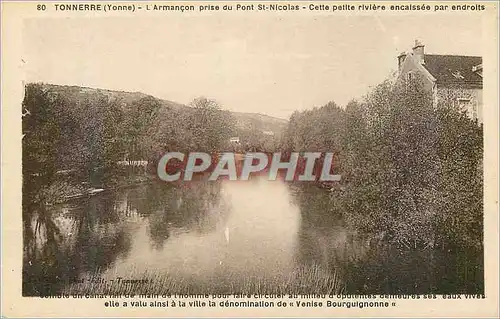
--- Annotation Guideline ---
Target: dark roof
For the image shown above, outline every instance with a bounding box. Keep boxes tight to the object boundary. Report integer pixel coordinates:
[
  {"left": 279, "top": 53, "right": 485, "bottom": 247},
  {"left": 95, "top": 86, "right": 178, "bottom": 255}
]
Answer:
[{"left": 423, "top": 54, "right": 482, "bottom": 86}]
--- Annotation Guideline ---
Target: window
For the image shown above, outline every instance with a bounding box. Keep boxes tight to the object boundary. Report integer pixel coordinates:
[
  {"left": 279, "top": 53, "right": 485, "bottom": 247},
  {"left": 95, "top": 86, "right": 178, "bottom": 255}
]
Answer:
[
  {"left": 472, "top": 64, "right": 483, "bottom": 78},
  {"left": 456, "top": 97, "right": 477, "bottom": 119},
  {"left": 457, "top": 98, "right": 470, "bottom": 112},
  {"left": 405, "top": 71, "right": 415, "bottom": 92},
  {"left": 452, "top": 70, "right": 465, "bottom": 80},
  {"left": 406, "top": 71, "right": 414, "bottom": 82},
  {"left": 472, "top": 103, "right": 478, "bottom": 119}
]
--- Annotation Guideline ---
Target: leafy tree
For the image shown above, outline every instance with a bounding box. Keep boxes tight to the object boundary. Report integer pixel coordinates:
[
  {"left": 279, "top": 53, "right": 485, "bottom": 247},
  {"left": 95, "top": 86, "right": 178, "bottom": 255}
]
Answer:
[{"left": 184, "top": 97, "right": 236, "bottom": 152}]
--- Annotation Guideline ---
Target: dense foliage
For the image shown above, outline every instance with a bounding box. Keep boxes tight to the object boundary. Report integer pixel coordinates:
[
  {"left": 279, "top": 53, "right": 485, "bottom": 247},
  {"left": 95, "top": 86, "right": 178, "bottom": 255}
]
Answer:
[
  {"left": 22, "top": 84, "right": 237, "bottom": 183},
  {"left": 283, "top": 77, "right": 483, "bottom": 292}
]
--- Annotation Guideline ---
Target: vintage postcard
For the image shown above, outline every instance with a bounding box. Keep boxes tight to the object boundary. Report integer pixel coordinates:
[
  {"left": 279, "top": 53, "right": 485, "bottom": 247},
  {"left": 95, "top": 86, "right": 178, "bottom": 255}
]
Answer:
[{"left": 1, "top": 0, "right": 499, "bottom": 318}]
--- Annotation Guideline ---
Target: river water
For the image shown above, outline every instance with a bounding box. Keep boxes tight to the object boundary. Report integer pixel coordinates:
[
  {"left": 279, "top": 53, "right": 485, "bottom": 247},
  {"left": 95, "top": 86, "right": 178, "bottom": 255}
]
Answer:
[{"left": 23, "top": 176, "right": 483, "bottom": 296}]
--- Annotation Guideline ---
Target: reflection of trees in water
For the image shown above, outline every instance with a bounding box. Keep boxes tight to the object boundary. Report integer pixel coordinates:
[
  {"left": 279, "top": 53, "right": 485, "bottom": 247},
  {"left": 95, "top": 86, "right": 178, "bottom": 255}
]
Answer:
[
  {"left": 23, "top": 181, "right": 226, "bottom": 295},
  {"left": 292, "top": 184, "right": 368, "bottom": 280},
  {"left": 136, "top": 181, "right": 225, "bottom": 250},
  {"left": 79, "top": 181, "right": 226, "bottom": 251},
  {"left": 293, "top": 184, "right": 435, "bottom": 294},
  {"left": 291, "top": 184, "right": 484, "bottom": 294},
  {"left": 65, "top": 195, "right": 132, "bottom": 274},
  {"left": 23, "top": 193, "right": 132, "bottom": 296}
]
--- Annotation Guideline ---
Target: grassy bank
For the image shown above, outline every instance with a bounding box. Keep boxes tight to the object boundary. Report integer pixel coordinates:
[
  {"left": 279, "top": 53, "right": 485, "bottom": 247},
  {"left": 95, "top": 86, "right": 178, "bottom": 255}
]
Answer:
[{"left": 62, "top": 265, "right": 342, "bottom": 296}]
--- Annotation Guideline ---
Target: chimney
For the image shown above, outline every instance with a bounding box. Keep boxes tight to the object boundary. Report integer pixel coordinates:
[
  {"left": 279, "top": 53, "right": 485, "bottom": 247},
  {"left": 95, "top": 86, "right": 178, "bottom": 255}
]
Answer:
[
  {"left": 412, "top": 39, "right": 425, "bottom": 64},
  {"left": 397, "top": 52, "right": 407, "bottom": 71}
]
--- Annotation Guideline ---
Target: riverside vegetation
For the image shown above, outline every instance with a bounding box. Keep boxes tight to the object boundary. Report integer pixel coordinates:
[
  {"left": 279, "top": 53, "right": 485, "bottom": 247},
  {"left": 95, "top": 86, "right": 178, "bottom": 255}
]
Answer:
[
  {"left": 282, "top": 76, "right": 483, "bottom": 293},
  {"left": 22, "top": 76, "right": 483, "bottom": 296}
]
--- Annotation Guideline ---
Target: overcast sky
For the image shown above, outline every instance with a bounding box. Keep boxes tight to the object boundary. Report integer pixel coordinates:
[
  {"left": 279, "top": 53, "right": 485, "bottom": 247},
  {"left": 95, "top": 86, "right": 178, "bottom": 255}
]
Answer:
[{"left": 23, "top": 14, "right": 482, "bottom": 119}]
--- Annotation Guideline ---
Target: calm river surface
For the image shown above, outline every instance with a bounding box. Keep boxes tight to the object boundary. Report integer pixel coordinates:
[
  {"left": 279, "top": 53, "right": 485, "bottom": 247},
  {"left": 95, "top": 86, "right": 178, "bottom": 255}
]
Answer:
[{"left": 23, "top": 176, "right": 483, "bottom": 295}]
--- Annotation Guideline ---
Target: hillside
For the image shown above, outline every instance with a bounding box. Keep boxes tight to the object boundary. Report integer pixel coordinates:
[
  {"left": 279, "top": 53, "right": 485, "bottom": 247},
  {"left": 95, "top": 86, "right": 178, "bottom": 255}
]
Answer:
[
  {"left": 36, "top": 84, "right": 288, "bottom": 134},
  {"left": 231, "top": 111, "right": 288, "bottom": 132}
]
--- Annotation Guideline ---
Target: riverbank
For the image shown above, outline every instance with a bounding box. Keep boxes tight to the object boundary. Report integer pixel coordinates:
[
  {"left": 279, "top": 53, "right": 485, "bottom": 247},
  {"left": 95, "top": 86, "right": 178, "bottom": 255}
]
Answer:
[
  {"left": 46, "top": 173, "right": 156, "bottom": 205},
  {"left": 62, "top": 264, "right": 342, "bottom": 296}
]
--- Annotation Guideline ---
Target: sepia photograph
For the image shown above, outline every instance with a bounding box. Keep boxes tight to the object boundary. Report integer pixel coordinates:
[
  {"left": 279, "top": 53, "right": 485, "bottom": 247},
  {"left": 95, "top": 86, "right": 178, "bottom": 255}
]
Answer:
[{"left": 1, "top": 1, "right": 499, "bottom": 318}]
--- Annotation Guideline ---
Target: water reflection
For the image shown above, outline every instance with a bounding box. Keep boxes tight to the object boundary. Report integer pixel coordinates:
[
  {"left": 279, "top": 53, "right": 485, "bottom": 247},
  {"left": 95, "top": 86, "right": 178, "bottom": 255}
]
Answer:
[
  {"left": 23, "top": 177, "right": 483, "bottom": 296},
  {"left": 103, "top": 178, "right": 301, "bottom": 283},
  {"left": 291, "top": 184, "right": 370, "bottom": 283},
  {"left": 23, "top": 180, "right": 229, "bottom": 295}
]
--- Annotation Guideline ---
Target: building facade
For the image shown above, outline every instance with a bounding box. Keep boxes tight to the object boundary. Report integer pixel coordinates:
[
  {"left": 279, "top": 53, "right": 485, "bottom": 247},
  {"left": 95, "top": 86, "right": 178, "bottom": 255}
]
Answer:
[{"left": 397, "top": 40, "right": 483, "bottom": 123}]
